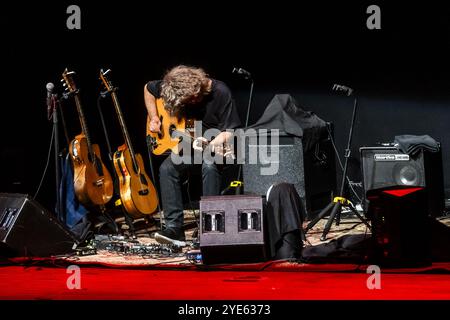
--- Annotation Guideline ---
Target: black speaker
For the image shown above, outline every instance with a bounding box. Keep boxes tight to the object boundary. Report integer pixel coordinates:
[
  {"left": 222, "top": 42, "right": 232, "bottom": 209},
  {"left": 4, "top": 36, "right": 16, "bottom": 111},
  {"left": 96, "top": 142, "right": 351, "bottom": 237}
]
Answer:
[
  {"left": 360, "top": 146, "right": 444, "bottom": 217},
  {"left": 199, "top": 195, "right": 267, "bottom": 264},
  {"left": 0, "top": 193, "right": 78, "bottom": 257},
  {"left": 242, "top": 129, "right": 336, "bottom": 220},
  {"left": 367, "top": 187, "right": 431, "bottom": 267}
]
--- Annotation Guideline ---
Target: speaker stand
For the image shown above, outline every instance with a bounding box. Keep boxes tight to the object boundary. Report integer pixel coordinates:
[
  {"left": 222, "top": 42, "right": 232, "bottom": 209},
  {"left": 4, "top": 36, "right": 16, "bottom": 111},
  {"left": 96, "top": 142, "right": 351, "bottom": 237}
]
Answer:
[{"left": 304, "top": 90, "right": 371, "bottom": 241}]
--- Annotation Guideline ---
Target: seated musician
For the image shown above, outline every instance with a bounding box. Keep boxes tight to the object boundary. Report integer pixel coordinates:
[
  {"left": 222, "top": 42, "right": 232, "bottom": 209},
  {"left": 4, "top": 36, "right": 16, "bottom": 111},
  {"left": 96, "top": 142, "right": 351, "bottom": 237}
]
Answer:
[{"left": 144, "top": 65, "right": 242, "bottom": 245}]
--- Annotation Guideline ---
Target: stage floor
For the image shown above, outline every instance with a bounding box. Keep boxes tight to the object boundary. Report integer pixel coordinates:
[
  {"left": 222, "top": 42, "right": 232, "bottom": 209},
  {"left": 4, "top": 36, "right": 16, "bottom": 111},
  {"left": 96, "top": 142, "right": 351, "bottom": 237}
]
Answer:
[
  {"left": 0, "top": 265, "right": 449, "bottom": 300},
  {"left": 1, "top": 215, "right": 449, "bottom": 300},
  {"left": 55, "top": 214, "right": 450, "bottom": 268}
]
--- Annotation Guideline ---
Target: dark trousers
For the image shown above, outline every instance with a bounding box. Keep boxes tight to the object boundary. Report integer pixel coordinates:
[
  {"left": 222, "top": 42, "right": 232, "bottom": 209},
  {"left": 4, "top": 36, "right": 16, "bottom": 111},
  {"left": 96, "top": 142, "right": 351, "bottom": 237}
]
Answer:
[{"left": 159, "top": 156, "right": 222, "bottom": 230}]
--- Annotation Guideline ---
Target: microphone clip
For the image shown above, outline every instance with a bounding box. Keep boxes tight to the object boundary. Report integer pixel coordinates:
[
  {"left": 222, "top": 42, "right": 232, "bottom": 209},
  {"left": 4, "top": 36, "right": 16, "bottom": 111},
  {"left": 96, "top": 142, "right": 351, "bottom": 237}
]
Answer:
[
  {"left": 232, "top": 67, "right": 252, "bottom": 80},
  {"left": 332, "top": 84, "right": 354, "bottom": 96},
  {"left": 47, "top": 93, "right": 59, "bottom": 121}
]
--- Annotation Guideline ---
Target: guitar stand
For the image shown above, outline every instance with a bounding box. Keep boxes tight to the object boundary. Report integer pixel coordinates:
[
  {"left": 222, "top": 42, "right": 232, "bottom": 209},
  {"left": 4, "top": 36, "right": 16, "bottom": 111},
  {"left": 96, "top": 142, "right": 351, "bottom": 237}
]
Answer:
[
  {"left": 101, "top": 207, "right": 120, "bottom": 234},
  {"left": 121, "top": 210, "right": 137, "bottom": 238},
  {"left": 97, "top": 91, "right": 136, "bottom": 236},
  {"left": 97, "top": 91, "right": 115, "bottom": 163}
]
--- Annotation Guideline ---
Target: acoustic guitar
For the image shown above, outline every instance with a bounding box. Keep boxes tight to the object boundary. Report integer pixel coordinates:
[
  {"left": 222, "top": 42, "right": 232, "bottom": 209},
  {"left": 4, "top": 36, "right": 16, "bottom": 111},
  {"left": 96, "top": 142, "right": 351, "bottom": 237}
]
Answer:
[
  {"left": 100, "top": 69, "right": 158, "bottom": 218},
  {"left": 146, "top": 98, "right": 194, "bottom": 155},
  {"left": 145, "top": 99, "right": 233, "bottom": 158},
  {"left": 62, "top": 69, "right": 114, "bottom": 206}
]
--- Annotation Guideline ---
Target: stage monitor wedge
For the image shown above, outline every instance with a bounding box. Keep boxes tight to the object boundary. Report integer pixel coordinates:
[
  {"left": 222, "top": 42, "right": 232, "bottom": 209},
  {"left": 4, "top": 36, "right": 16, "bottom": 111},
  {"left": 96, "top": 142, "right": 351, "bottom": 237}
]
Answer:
[
  {"left": 0, "top": 193, "right": 78, "bottom": 257},
  {"left": 199, "top": 195, "right": 267, "bottom": 265}
]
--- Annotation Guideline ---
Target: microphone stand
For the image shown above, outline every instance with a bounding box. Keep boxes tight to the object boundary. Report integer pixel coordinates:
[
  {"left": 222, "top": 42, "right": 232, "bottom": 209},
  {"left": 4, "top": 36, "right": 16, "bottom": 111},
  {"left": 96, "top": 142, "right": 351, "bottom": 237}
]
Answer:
[
  {"left": 304, "top": 90, "right": 371, "bottom": 241},
  {"left": 236, "top": 76, "right": 254, "bottom": 182},
  {"left": 221, "top": 71, "right": 254, "bottom": 195},
  {"left": 244, "top": 78, "right": 254, "bottom": 129},
  {"left": 50, "top": 94, "right": 65, "bottom": 222}
]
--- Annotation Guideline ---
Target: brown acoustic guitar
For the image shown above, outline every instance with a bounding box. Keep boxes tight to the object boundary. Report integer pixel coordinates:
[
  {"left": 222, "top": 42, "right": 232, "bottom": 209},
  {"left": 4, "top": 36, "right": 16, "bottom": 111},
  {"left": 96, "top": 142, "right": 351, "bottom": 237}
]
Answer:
[
  {"left": 100, "top": 69, "right": 158, "bottom": 218},
  {"left": 146, "top": 101, "right": 234, "bottom": 158},
  {"left": 62, "top": 69, "right": 114, "bottom": 206},
  {"left": 146, "top": 98, "right": 195, "bottom": 155}
]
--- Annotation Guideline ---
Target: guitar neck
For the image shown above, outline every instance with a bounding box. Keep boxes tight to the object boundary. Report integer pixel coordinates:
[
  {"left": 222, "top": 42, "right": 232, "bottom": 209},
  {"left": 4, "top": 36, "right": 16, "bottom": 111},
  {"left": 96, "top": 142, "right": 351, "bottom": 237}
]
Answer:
[
  {"left": 111, "top": 91, "right": 138, "bottom": 168},
  {"left": 74, "top": 94, "right": 95, "bottom": 158},
  {"left": 176, "top": 130, "right": 197, "bottom": 142}
]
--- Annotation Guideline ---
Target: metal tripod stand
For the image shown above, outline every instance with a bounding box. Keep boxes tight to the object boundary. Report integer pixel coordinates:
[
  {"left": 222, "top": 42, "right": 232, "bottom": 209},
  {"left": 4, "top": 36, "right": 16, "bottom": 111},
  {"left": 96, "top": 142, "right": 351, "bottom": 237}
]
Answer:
[{"left": 304, "top": 85, "right": 371, "bottom": 241}]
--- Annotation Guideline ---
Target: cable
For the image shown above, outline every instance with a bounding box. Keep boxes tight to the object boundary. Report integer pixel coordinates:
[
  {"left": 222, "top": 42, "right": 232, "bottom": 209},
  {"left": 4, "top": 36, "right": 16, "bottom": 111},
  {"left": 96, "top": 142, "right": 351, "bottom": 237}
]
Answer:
[{"left": 33, "top": 126, "right": 55, "bottom": 200}]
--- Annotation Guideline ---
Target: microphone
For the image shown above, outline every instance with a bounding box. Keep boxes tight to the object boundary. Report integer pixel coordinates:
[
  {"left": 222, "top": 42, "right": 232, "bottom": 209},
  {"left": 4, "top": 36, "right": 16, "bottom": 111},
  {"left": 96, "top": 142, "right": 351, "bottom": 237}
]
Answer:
[
  {"left": 332, "top": 83, "right": 354, "bottom": 96},
  {"left": 232, "top": 67, "right": 252, "bottom": 79},
  {"left": 46, "top": 82, "right": 55, "bottom": 119}
]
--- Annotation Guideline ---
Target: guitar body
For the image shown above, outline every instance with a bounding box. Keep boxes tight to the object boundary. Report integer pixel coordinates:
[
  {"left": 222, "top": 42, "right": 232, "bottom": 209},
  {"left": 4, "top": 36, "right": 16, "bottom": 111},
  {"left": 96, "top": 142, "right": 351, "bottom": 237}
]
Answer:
[
  {"left": 146, "top": 98, "right": 187, "bottom": 155},
  {"left": 113, "top": 144, "right": 158, "bottom": 218},
  {"left": 69, "top": 133, "right": 114, "bottom": 206}
]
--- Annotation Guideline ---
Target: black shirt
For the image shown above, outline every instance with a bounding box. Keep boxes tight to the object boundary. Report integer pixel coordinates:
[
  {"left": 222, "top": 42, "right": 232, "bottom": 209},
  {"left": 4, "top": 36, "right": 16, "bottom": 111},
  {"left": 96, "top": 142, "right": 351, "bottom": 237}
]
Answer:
[{"left": 146, "top": 79, "right": 242, "bottom": 131}]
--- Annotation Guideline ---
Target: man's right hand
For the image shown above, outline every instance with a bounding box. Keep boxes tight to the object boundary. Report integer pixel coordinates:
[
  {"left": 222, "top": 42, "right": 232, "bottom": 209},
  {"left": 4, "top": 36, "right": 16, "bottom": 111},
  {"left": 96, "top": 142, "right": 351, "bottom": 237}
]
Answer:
[{"left": 149, "top": 116, "right": 161, "bottom": 133}]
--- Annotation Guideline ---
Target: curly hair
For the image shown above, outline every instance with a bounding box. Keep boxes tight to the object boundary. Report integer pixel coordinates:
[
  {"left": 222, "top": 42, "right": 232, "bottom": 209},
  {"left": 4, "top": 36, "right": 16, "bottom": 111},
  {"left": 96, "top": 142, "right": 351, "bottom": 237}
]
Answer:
[{"left": 160, "top": 65, "right": 212, "bottom": 111}]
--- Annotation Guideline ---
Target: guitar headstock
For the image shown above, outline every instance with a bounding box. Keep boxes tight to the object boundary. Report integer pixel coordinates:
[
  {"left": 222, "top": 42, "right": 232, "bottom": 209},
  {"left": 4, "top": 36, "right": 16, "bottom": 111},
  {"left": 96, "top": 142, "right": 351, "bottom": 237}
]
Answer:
[
  {"left": 61, "top": 68, "right": 78, "bottom": 95},
  {"left": 99, "top": 69, "right": 114, "bottom": 92}
]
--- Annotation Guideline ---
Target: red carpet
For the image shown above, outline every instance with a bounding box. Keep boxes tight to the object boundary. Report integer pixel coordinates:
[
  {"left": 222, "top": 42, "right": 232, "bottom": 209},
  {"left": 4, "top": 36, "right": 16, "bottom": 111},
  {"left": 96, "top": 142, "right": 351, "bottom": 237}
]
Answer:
[{"left": 1, "top": 265, "right": 449, "bottom": 300}]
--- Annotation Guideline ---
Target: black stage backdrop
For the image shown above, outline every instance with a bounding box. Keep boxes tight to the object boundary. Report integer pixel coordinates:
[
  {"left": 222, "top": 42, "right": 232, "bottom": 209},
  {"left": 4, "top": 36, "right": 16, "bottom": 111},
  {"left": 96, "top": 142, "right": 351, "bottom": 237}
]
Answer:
[{"left": 1, "top": 1, "right": 450, "bottom": 209}]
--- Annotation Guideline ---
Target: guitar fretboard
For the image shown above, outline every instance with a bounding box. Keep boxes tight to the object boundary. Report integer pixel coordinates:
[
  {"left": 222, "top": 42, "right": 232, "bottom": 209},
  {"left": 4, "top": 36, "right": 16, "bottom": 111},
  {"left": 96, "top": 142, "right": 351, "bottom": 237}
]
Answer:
[
  {"left": 74, "top": 94, "right": 95, "bottom": 161},
  {"left": 111, "top": 91, "right": 139, "bottom": 172}
]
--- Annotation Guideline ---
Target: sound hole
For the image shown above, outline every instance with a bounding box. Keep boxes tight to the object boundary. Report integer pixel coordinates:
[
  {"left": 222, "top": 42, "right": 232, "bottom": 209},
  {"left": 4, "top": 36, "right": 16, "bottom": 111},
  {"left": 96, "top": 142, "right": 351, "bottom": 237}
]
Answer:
[
  {"left": 138, "top": 189, "right": 149, "bottom": 196},
  {"left": 169, "top": 125, "right": 182, "bottom": 141}
]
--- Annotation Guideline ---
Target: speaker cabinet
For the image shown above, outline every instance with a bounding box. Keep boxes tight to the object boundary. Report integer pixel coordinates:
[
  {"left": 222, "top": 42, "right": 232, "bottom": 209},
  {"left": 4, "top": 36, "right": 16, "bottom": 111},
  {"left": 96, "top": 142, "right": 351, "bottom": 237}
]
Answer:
[
  {"left": 199, "top": 195, "right": 267, "bottom": 264},
  {"left": 242, "top": 130, "right": 336, "bottom": 220},
  {"left": 360, "top": 146, "right": 444, "bottom": 217},
  {"left": 0, "top": 193, "right": 78, "bottom": 257}
]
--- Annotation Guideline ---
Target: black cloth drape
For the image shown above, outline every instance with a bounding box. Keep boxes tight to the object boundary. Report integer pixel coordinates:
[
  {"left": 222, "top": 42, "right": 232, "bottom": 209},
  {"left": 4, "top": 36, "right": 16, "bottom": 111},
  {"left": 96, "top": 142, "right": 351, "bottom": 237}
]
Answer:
[
  {"left": 265, "top": 183, "right": 305, "bottom": 259},
  {"left": 249, "top": 94, "right": 327, "bottom": 152},
  {"left": 394, "top": 134, "right": 440, "bottom": 156}
]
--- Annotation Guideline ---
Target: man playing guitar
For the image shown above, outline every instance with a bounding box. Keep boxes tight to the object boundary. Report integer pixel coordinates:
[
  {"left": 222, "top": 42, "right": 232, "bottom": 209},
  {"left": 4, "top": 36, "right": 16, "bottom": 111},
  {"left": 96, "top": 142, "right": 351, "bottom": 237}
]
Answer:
[{"left": 144, "top": 65, "right": 242, "bottom": 245}]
